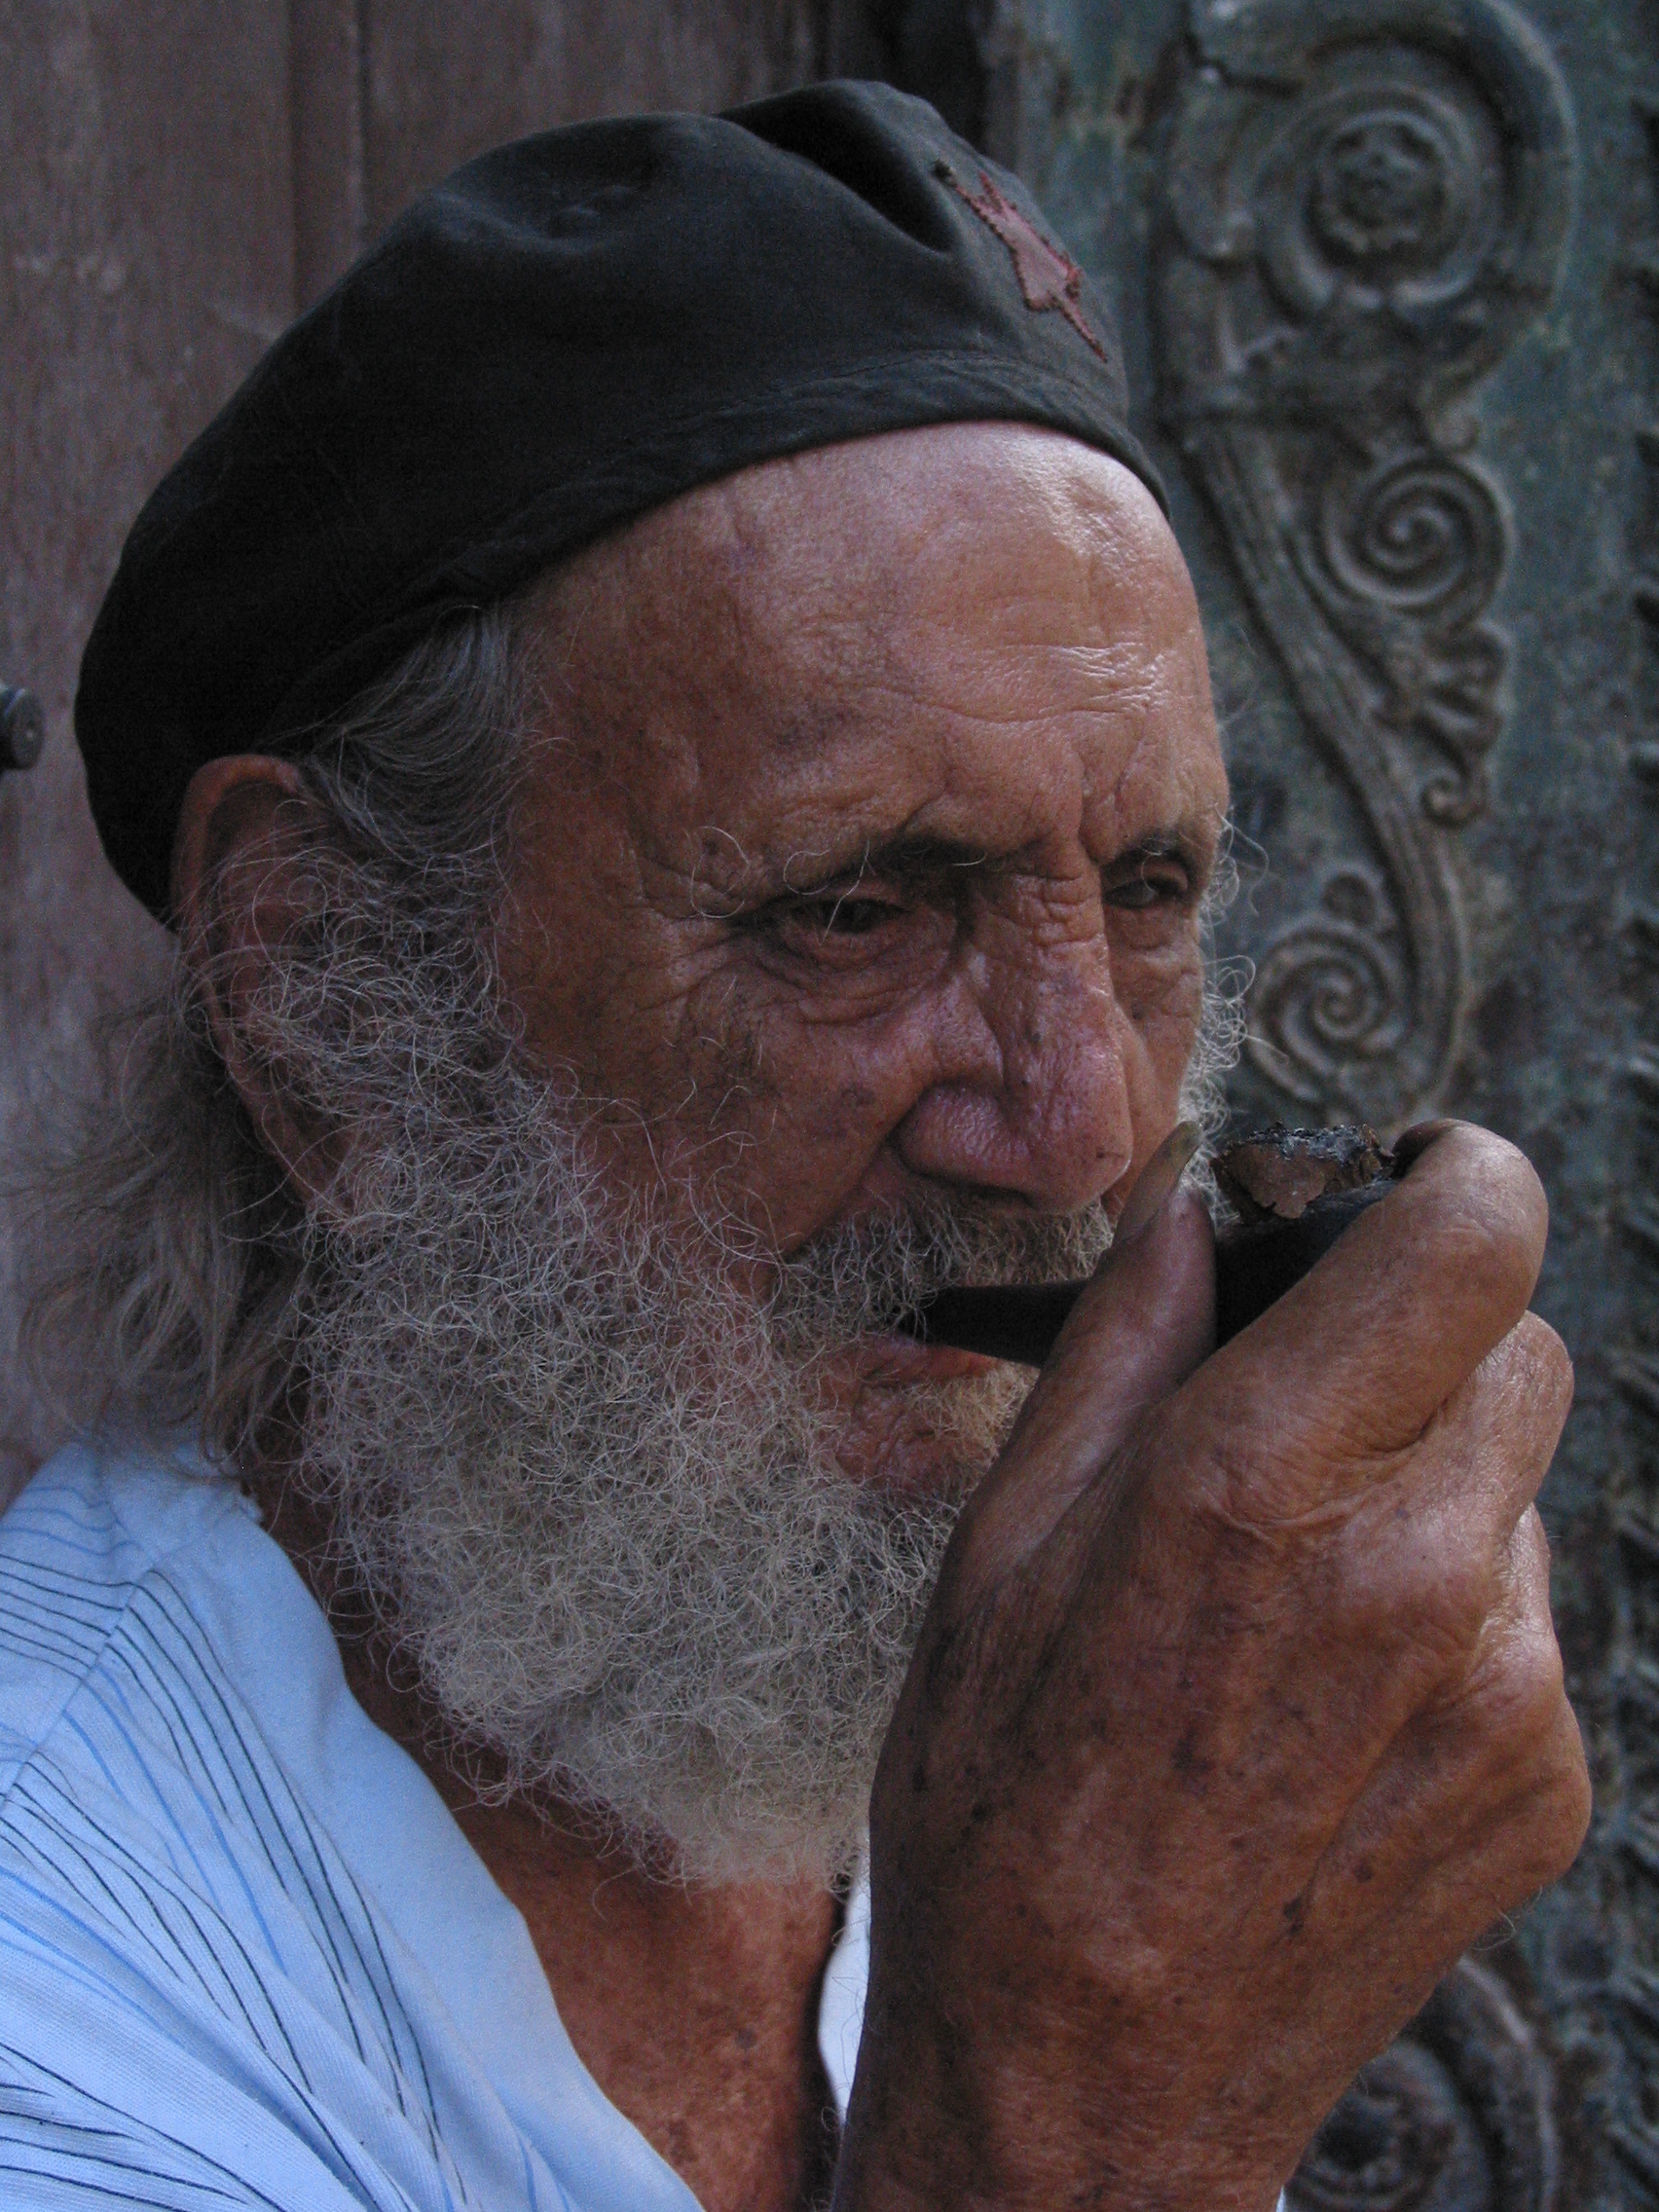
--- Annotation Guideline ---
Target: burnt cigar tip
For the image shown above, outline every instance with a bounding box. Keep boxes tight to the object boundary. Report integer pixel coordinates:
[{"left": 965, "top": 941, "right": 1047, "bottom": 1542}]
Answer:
[{"left": 907, "top": 1124, "right": 1397, "bottom": 1365}]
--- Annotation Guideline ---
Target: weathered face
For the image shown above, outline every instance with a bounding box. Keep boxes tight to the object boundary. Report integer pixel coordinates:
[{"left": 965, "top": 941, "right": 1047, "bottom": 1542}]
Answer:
[
  {"left": 498, "top": 421, "right": 1229, "bottom": 1288},
  {"left": 169, "top": 423, "right": 1230, "bottom": 1867}
]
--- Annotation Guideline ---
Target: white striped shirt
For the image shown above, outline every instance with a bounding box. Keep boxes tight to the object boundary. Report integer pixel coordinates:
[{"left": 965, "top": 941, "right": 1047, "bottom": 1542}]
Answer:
[
  {"left": 0, "top": 1439, "right": 707, "bottom": 2210},
  {"left": 0, "top": 1438, "right": 1278, "bottom": 2211}
]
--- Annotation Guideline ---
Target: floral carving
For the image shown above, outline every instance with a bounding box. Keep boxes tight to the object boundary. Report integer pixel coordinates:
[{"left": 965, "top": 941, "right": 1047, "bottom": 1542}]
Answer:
[
  {"left": 1156, "top": 0, "right": 1575, "bottom": 1120},
  {"left": 1313, "top": 115, "right": 1455, "bottom": 262}
]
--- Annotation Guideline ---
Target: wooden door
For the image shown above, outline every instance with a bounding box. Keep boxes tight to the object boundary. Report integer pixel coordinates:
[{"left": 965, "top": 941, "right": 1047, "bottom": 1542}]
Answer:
[{"left": 0, "top": 0, "right": 832, "bottom": 1493}]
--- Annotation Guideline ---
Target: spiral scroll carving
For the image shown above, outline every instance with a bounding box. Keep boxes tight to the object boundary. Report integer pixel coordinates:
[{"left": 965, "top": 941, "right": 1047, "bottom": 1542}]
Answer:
[
  {"left": 1286, "top": 1960, "right": 1559, "bottom": 2212},
  {"left": 1158, "top": 0, "right": 1575, "bottom": 1119},
  {"left": 1320, "top": 459, "right": 1505, "bottom": 632},
  {"left": 1248, "top": 871, "right": 1410, "bottom": 1105}
]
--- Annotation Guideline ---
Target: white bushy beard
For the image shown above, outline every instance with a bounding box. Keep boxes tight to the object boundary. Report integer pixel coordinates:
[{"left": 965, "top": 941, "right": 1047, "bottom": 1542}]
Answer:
[{"left": 288, "top": 1064, "right": 1115, "bottom": 1885}]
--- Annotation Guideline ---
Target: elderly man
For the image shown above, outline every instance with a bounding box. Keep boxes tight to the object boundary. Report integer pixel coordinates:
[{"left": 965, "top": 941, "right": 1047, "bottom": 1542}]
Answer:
[{"left": 4, "top": 82, "right": 1586, "bottom": 2212}]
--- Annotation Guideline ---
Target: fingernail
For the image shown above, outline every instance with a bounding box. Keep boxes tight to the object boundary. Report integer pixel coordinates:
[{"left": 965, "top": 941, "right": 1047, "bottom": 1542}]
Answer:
[
  {"left": 1113, "top": 1121, "right": 1202, "bottom": 1249},
  {"left": 1390, "top": 1118, "right": 1458, "bottom": 1175}
]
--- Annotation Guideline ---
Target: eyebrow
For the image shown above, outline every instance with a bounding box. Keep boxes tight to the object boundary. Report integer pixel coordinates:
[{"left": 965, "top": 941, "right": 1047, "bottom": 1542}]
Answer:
[
  {"left": 761, "top": 823, "right": 1215, "bottom": 901},
  {"left": 1114, "top": 828, "right": 1214, "bottom": 876},
  {"left": 776, "top": 833, "right": 989, "bottom": 896}
]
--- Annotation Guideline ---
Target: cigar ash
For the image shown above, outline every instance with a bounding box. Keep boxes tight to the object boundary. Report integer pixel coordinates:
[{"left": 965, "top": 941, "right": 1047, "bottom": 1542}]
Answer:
[{"left": 908, "top": 1124, "right": 1399, "bottom": 1364}]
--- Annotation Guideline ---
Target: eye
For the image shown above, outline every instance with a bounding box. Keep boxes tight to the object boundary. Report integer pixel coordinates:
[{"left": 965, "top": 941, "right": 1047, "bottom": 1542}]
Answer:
[
  {"left": 745, "top": 883, "right": 910, "bottom": 955},
  {"left": 1104, "top": 854, "right": 1193, "bottom": 911},
  {"left": 804, "top": 894, "right": 900, "bottom": 938}
]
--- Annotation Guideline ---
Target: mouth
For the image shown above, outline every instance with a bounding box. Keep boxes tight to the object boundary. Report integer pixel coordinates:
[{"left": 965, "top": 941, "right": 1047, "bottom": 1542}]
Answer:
[
  {"left": 897, "top": 1282, "right": 1086, "bottom": 1367},
  {"left": 840, "top": 1330, "right": 1005, "bottom": 1385},
  {"left": 882, "top": 1121, "right": 1207, "bottom": 1366}
]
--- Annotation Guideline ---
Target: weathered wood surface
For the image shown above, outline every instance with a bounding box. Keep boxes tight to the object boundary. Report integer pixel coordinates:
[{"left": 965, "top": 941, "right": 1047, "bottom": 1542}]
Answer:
[{"left": 0, "top": 0, "right": 836, "bottom": 1494}]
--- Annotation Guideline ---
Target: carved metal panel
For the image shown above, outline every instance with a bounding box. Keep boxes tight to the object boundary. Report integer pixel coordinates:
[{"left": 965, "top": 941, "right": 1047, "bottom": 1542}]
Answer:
[
  {"left": 1158, "top": 0, "right": 1574, "bottom": 1124},
  {"left": 973, "top": 0, "right": 1659, "bottom": 2200}
]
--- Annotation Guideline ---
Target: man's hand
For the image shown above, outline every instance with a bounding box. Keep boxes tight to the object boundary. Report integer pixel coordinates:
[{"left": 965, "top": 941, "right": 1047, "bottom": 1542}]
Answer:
[{"left": 835, "top": 1124, "right": 1591, "bottom": 2212}]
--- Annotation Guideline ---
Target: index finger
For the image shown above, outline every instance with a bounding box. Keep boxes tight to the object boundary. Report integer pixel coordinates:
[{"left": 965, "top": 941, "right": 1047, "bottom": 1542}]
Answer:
[{"left": 1203, "top": 1121, "right": 1548, "bottom": 1471}]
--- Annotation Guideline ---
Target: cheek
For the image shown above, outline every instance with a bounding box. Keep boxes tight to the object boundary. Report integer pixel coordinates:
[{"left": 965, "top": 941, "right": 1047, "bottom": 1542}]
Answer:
[
  {"left": 1116, "top": 939, "right": 1210, "bottom": 1101},
  {"left": 667, "top": 972, "right": 940, "bottom": 1220}
]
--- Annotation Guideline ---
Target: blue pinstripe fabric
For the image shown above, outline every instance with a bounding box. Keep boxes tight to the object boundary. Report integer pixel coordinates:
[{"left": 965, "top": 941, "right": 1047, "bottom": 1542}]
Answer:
[{"left": 0, "top": 1444, "right": 704, "bottom": 2212}]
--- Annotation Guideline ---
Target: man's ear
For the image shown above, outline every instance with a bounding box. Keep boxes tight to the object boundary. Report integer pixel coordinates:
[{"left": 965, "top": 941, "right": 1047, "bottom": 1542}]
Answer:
[{"left": 171, "top": 755, "right": 351, "bottom": 1205}]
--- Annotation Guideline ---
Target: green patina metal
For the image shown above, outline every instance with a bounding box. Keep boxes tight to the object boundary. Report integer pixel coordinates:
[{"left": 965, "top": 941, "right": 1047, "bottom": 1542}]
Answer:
[{"left": 891, "top": 0, "right": 1659, "bottom": 2200}]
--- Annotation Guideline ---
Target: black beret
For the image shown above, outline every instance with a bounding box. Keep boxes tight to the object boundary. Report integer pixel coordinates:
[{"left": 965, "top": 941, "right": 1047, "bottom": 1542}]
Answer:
[{"left": 76, "top": 80, "right": 1163, "bottom": 920}]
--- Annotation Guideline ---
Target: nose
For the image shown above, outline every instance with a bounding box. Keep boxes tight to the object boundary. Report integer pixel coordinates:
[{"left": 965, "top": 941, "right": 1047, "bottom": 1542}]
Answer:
[{"left": 892, "top": 941, "right": 1135, "bottom": 1214}]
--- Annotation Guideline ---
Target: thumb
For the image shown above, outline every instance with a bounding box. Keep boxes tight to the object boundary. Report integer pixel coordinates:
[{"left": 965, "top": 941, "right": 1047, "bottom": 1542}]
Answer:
[{"left": 942, "top": 1182, "right": 1216, "bottom": 1619}]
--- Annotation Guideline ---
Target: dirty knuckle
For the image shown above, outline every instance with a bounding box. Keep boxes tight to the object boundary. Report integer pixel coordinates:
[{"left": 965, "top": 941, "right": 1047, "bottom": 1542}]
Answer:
[
  {"left": 1506, "top": 1312, "right": 1574, "bottom": 1417},
  {"left": 1336, "top": 1533, "right": 1490, "bottom": 1665},
  {"left": 1425, "top": 1574, "right": 1495, "bottom": 1663},
  {"left": 1514, "top": 1753, "right": 1593, "bottom": 1884},
  {"left": 1510, "top": 1505, "right": 1554, "bottom": 1603},
  {"left": 1185, "top": 1433, "right": 1286, "bottom": 1553},
  {"left": 1495, "top": 1635, "right": 1569, "bottom": 1740}
]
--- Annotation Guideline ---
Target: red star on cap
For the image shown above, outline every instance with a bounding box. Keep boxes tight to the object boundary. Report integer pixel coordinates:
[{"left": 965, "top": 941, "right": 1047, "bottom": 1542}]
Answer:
[{"left": 942, "top": 166, "right": 1109, "bottom": 364}]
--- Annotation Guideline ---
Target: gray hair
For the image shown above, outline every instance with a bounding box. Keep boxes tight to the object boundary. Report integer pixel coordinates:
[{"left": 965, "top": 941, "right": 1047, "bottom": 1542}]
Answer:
[
  {"left": 22, "top": 596, "right": 538, "bottom": 1467},
  {"left": 23, "top": 602, "right": 1242, "bottom": 1471}
]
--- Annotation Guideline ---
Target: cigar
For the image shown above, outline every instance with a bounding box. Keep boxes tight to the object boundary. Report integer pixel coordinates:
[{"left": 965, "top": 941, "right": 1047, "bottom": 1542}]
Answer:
[{"left": 908, "top": 1124, "right": 1398, "bottom": 1364}]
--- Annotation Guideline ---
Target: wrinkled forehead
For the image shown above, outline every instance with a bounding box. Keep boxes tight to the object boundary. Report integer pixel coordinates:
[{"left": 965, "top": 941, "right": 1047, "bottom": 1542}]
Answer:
[
  {"left": 538, "top": 422, "right": 1195, "bottom": 674},
  {"left": 522, "top": 424, "right": 1221, "bottom": 843}
]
